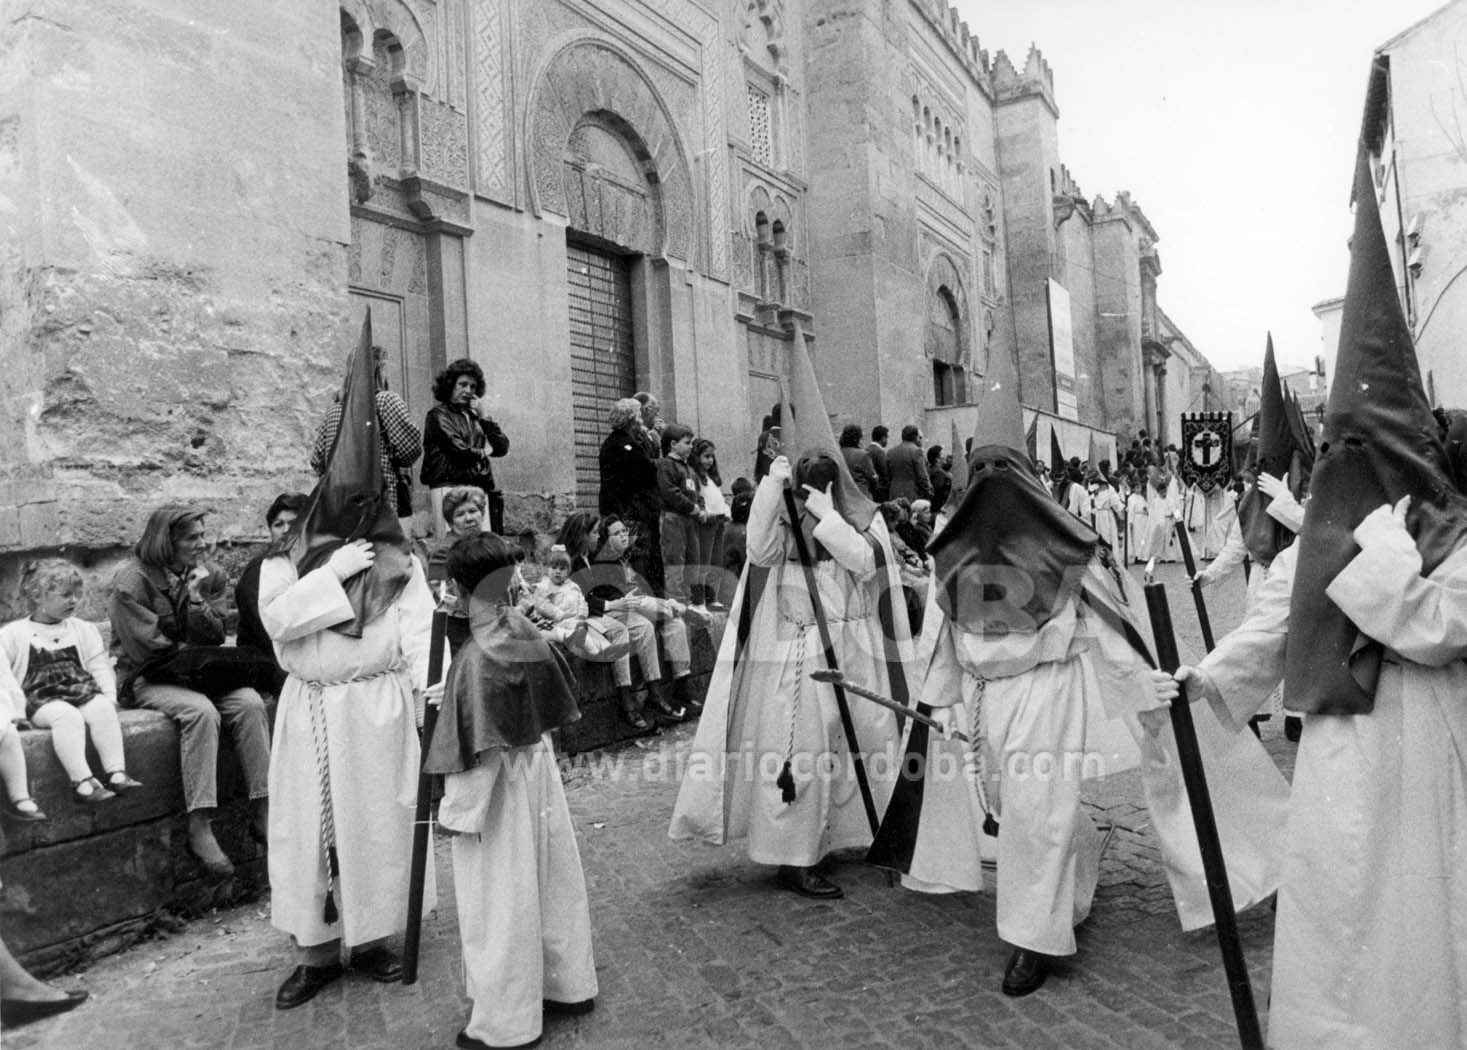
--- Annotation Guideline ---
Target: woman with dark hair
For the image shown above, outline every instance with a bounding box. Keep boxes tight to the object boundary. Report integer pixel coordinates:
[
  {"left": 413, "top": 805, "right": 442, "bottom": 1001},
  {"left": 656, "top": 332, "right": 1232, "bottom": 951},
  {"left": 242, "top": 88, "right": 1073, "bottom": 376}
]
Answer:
[
  {"left": 109, "top": 506, "right": 272, "bottom": 877},
  {"left": 691, "top": 438, "right": 731, "bottom": 610},
  {"left": 598, "top": 398, "right": 664, "bottom": 595},
  {"left": 421, "top": 358, "right": 510, "bottom": 537},
  {"left": 555, "top": 510, "right": 601, "bottom": 567}
]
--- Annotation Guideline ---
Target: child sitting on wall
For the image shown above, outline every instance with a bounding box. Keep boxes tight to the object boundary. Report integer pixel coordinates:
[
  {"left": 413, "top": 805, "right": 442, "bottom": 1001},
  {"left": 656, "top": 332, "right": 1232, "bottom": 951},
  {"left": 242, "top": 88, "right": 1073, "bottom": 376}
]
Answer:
[
  {"left": 519, "top": 545, "right": 631, "bottom": 663},
  {"left": 0, "top": 561, "right": 143, "bottom": 804},
  {"left": 424, "top": 532, "right": 597, "bottom": 1050}
]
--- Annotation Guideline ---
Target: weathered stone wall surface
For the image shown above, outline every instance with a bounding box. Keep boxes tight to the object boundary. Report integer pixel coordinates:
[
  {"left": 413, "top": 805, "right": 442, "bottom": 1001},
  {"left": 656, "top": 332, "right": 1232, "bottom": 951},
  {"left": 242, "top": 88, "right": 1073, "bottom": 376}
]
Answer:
[
  {"left": 0, "top": 0, "right": 348, "bottom": 592},
  {"left": 1092, "top": 211, "right": 1146, "bottom": 437}
]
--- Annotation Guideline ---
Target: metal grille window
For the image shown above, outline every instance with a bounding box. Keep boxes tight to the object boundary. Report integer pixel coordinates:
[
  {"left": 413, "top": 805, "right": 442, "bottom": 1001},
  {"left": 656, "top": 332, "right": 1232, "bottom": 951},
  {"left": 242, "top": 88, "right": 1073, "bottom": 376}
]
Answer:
[
  {"left": 747, "top": 86, "right": 772, "bottom": 167},
  {"left": 567, "top": 243, "right": 637, "bottom": 508}
]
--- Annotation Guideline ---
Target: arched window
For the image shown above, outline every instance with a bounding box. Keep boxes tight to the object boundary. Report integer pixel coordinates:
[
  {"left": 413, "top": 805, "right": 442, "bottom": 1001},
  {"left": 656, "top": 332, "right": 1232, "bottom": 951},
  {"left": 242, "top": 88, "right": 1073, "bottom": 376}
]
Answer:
[{"left": 927, "top": 284, "right": 967, "bottom": 406}]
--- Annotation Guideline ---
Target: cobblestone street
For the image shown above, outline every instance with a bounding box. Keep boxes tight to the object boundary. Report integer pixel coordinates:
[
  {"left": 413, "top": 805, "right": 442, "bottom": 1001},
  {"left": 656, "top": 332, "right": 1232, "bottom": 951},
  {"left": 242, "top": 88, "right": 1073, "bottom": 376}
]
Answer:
[{"left": 11, "top": 561, "right": 1291, "bottom": 1050}]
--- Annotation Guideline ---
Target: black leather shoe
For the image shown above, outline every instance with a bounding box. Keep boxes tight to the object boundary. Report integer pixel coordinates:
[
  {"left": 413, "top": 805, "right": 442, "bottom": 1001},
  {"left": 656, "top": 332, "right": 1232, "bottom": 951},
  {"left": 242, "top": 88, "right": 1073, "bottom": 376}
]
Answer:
[
  {"left": 1, "top": 989, "right": 88, "bottom": 1026},
  {"left": 775, "top": 865, "right": 844, "bottom": 899},
  {"left": 457, "top": 1029, "right": 541, "bottom": 1049},
  {"left": 1001, "top": 948, "right": 1051, "bottom": 997},
  {"left": 1284, "top": 716, "right": 1302, "bottom": 743},
  {"left": 275, "top": 963, "right": 344, "bottom": 1010},
  {"left": 544, "top": 997, "right": 595, "bottom": 1015},
  {"left": 349, "top": 946, "right": 403, "bottom": 983}
]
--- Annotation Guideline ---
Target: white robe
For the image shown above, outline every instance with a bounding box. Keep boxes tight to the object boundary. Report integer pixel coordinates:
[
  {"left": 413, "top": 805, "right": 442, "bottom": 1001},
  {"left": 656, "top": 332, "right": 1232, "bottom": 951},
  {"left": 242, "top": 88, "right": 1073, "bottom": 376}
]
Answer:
[
  {"left": 1091, "top": 486, "right": 1122, "bottom": 552},
  {"left": 260, "top": 557, "right": 435, "bottom": 948},
  {"left": 895, "top": 562, "right": 1287, "bottom": 949},
  {"left": 1142, "top": 478, "right": 1183, "bottom": 562},
  {"left": 669, "top": 475, "right": 916, "bottom": 866},
  {"left": 441, "top": 736, "right": 597, "bottom": 1048},
  {"left": 1198, "top": 538, "right": 1467, "bottom": 1050},
  {"left": 1125, "top": 491, "right": 1149, "bottom": 563}
]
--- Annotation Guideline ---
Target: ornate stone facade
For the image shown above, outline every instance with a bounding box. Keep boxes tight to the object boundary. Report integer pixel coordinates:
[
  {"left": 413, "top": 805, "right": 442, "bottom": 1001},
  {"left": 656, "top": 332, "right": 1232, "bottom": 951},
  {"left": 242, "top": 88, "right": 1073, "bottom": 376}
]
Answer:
[{"left": 0, "top": 0, "right": 1218, "bottom": 602}]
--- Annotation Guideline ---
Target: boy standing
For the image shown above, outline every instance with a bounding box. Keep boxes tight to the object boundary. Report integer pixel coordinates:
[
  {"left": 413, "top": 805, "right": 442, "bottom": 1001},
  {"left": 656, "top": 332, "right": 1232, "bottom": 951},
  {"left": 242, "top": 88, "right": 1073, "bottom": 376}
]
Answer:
[{"left": 426, "top": 533, "right": 597, "bottom": 1050}]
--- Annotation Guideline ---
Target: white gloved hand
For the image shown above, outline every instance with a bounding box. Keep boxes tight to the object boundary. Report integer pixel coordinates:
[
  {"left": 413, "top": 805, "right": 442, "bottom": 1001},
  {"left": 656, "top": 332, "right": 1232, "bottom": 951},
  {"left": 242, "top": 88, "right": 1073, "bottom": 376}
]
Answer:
[
  {"left": 1353, "top": 495, "right": 1414, "bottom": 557},
  {"left": 1143, "top": 668, "right": 1180, "bottom": 711},
  {"left": 767, "top": 455, "right": 792, "bottom": 484},
  {"left": 1256, "top": 473, "right": 1287, "bottom": 500},
  {"left": 1173, "top": 665, "right": 1220, "bottom": 707},
  {"left": 930, "top": 705, "right": 958, "bottom": 740},
  {"left": 801, "top": 481, "right": 836, "bottom": 521},
  {"left": 327, "top": 539, "right": 375, "bottom": 581}
]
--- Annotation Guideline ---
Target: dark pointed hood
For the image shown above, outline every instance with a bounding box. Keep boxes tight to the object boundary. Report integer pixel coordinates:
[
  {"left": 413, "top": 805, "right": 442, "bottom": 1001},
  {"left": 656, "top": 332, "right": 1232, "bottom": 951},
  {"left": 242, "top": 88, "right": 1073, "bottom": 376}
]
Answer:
[
  {"left": 929, "top": 346, "right": 1097, "bottom": 633},
  {"left": 1284, "top": 148, "right": 1467, "bottom": 715},
  {"left": 1235, "top": 334, "right": 1294, "bottom": 566},
  {"left": 290, "top": 311, "right": 413, "bottom": 636},
  {"left": 943, "top": 418, "right": 969, "bottom": 515}
]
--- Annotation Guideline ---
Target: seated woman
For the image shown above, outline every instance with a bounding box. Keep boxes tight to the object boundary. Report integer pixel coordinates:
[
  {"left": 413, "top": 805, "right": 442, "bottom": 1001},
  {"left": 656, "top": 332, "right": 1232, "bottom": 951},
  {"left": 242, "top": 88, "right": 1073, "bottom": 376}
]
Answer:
[
  {"left": 110, "top": 506, "right": 271, "bottom": 877},
  {"left": 572, "top": 516, "right": 695, "bottom": 731}
]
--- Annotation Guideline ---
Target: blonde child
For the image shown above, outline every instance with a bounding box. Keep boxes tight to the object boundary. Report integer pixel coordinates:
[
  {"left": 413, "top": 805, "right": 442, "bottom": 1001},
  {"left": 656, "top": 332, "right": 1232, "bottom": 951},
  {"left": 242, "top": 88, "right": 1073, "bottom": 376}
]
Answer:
[
  {"left": 0, "top": 561, "right": 142, "bottom": 803},
  {"left": 521, "top": 546, "right": 631, "bottom": 663}
]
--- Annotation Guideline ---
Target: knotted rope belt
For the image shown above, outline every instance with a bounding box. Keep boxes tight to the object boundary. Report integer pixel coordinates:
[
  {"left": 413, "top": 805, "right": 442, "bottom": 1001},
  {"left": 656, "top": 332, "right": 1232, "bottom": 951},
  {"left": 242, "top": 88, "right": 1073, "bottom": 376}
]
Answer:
[{"left": 300, "top": 664, "right": 407, "bottom": 925}]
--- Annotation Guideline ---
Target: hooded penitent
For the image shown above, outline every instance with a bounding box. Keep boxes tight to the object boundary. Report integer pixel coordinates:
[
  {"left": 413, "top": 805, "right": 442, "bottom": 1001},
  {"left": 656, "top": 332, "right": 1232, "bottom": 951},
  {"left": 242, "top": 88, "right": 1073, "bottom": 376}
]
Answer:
[
  {"left": 290, "top": 311, "right": 412, "bottom": 636},
  {"left": 1050, "top": 427, "right": 1068, "bottom": 502},
  {"left": 1284, "top": 148, "right": 1467, "bottom": 716},
  {"left": 927, "top": 346, "right": 1098, "bottom": 635},
  {"left": 1235, "top": 334, "right": 1296, "bottom": 568}
]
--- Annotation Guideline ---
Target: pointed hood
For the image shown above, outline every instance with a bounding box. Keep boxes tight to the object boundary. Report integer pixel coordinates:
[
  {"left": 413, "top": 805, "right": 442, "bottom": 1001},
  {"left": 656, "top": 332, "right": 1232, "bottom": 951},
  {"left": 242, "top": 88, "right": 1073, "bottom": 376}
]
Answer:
[
  {"left": 290, "top": 311, "right": 413, "bottom": 636},
  {"left": 930, "top": 345, "right": 1097, "bottom": 633},
  {"left": 1235, "top": 334, "right": 1294, "bottom": 565},
  {"left": 1283, "top": 388, "right": 1317, "bottom": 482},
  {"left": 1049, "top": 426, "right": 1066, "bottom": 485},
  {"left": 1285, "top": 147, "right": 1467, "bottom": 715},
  {"left": 1024, "top": 413, "right": 1038, "bottom": 462},
  {"left": 777, "top": 317, "right": 877, "bottom": 532},
  {"left": 1087, "top": 431, "right": 1103, "bottom": 474},
  {"left": 943, "top": 418, "right": 969, "bottom": 515}
]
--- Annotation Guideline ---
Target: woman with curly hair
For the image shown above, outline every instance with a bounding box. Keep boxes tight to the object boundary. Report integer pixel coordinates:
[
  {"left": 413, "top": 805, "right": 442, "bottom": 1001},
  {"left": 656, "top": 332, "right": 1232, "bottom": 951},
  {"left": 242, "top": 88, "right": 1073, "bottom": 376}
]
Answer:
[{"left": 421, "top": 358, "right": 510, "bottom": 537}]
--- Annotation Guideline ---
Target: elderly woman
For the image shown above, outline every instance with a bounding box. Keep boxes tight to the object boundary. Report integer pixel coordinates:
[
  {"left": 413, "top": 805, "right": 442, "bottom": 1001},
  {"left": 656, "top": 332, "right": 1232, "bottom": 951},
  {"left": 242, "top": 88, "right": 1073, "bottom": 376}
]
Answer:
[
  {"left": 574, "top": 515, "right": 694, "bottom": 730},
  {"left": 598, "top": 398, "right": 664, "bottom": 595},
  {"left": 110, "top": 506, "right": 272, "bottom": 878},
  {"left": 421, "top": 358, "right": 510, "bottom": 538},
  {"left": 426, "top": 486, "right": 490, "bottom": 653}
]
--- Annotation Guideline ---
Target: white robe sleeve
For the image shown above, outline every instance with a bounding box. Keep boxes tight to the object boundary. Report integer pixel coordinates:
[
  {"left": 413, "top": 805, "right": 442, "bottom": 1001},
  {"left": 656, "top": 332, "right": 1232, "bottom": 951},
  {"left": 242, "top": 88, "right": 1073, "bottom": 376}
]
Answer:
[
  {"left": 396, "top": 558, "right": 435, "bottom": 691},
  {"left": 1326, "top": 539, "right": 1467, "bottom": 667},
  {"left": 259, "top": 559, "right": 356, "bottom": 643},
  {"left": 1198, "top": 518, "right": 1246, "bottom": 586},
  {"left": 811, "top": 514, "right": 877, "bottom": 580},
  {"left": 438, "top": 764, "right": 492, "bottom": 834},
  {"left": 746, "top": 475, "right": 789, "bottom": 567},
  {"left": 1195, "top": 544, "right": 1296, "bottom": 731},
  {"left": 1265, "top": 490, "right": 1305, "bottom": 532}
]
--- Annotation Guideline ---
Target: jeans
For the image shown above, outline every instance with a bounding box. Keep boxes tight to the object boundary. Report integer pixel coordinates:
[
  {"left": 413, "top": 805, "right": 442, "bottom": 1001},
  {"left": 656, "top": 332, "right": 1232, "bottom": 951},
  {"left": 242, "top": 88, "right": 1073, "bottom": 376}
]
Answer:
[{"left": 134, "top": 680, "right": 271, "bottom": 811}]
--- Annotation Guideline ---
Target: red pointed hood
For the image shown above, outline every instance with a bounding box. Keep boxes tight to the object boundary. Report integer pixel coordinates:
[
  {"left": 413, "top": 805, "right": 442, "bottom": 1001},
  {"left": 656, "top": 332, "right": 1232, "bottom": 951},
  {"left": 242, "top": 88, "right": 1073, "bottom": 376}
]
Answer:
[
  {"left": 290, "top": 311, "right": 413, "bottom": 636},
  {"left": 1284, "top": 148, "right": 1467, "bottom": 715}
]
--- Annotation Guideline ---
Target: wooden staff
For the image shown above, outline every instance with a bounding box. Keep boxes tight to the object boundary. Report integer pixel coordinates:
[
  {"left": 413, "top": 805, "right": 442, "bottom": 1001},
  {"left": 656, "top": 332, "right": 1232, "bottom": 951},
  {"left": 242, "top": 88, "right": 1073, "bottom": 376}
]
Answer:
[
  {"left": 1173, "top": 521, "right": 1216, "bottom": 651},
  {"left": 783, "top": 488, "right": 880, "bottom": 836},
  {"left": 401, "top": 604, "right": 449, "bottom": 986},
  {"left": 810, "top": 670, "right": 970, "bottom": 743},
  {"left": 1143, "top": 576, "right": 1263, "bottom": 1050}
]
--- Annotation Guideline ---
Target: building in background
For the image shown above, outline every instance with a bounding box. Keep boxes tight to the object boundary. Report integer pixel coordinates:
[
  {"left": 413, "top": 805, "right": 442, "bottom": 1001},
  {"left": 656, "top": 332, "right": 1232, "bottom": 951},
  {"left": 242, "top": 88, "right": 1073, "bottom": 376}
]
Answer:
[
  {"left": 1345, "top": 0, "right": 1467, "bottom": 408},
  {"left": 0, "top": 0, "right": 1220, "bottom": 601}
]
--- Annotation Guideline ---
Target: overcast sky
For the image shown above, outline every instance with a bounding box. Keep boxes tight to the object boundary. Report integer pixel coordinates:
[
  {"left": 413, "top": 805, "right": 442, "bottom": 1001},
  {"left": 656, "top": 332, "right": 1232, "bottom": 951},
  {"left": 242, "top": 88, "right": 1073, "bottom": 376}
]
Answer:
[{"left": 958, "top": 0, "right": 1448, "bottom": 373}]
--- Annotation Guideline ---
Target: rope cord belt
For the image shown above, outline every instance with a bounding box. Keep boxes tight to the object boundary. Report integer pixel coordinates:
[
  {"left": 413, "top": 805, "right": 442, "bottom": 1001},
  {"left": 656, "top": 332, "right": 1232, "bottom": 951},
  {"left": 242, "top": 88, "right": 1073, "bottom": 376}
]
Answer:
[{"left": 299, "top": 662, "right": 407, "bottom": 926}]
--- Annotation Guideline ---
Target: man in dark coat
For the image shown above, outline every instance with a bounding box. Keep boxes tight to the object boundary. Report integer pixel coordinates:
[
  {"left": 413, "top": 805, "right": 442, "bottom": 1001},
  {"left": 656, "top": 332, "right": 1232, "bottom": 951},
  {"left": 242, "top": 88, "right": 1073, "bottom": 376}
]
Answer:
[
  {"left": 886, "top": 425, "right": 932, "bottom": 502},
  {"left": 838, "top": 423, "right": 880, "bottom": 498},
  {"left": 866, "top": 424, "right": 891, "bottom": 501}
]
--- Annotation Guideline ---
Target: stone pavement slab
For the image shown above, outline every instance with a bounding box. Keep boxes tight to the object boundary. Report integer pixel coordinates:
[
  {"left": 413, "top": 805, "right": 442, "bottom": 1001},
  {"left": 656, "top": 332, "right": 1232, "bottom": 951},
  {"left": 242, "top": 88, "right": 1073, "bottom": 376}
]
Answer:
[{"left": 10, "top": 562, "right": 1292, "bottom": 1050}]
